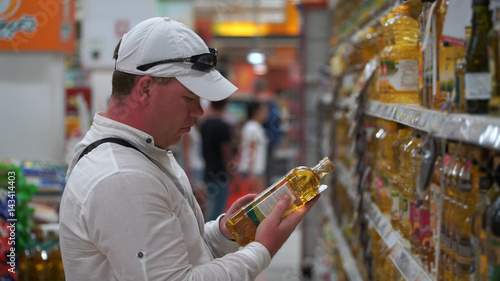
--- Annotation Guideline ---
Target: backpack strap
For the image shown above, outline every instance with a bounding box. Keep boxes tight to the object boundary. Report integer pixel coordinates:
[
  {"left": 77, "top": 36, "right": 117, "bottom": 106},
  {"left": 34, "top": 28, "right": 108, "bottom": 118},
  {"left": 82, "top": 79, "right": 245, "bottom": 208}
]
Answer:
[
  {"left": 77, "top": 137, "right": 141, "bottom": 163},
  {"left": 76, "top": 137, "right": 198, "bottom": 214}
]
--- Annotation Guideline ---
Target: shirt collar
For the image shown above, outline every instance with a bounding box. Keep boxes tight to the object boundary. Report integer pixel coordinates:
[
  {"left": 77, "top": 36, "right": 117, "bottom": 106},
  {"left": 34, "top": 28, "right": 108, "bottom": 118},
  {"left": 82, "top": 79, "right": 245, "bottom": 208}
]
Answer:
[{"left": 92, "top": 113, "right": 169, "bottom": 155}]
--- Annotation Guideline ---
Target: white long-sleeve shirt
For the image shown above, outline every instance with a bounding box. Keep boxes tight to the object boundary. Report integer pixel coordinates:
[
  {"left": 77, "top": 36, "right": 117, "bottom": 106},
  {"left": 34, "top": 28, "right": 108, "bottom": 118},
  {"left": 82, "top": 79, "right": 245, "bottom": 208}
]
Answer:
[{"left": 59, "top": 113, "right": 271, "bottom": 280}]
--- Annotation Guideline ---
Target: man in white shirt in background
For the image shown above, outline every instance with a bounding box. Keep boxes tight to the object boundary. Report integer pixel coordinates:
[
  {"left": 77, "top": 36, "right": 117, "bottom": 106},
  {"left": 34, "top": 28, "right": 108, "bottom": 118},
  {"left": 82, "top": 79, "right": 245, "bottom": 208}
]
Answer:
[{"left": 59, "top": 17, "right": 318, "bottom": 280}]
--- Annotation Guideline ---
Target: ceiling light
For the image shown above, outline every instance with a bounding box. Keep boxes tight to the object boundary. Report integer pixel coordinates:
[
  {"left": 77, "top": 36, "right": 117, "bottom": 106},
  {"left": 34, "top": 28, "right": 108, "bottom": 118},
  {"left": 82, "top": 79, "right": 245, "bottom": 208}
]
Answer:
[{"left": 247, "top": 50, "right": 266, "bottom": 65}]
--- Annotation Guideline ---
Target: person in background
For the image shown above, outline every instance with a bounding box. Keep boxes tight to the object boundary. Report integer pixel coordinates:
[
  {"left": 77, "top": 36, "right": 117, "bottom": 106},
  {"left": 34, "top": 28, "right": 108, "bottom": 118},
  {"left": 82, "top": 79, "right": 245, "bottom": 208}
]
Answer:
[
  {"left": 253, "top": 79, "right": 284, "bottom": 186},
  {"left": 200, "top": 98, "right": 234, "bottom": 221},
  {"left": 59, "top": 17, "right": 318, "bottom": 281},
  {"left": 181, "top": 117, "right": 206, "bottom": 215},
  {"left": 238, "top": 100, "right": 269, "bottom": 192}
]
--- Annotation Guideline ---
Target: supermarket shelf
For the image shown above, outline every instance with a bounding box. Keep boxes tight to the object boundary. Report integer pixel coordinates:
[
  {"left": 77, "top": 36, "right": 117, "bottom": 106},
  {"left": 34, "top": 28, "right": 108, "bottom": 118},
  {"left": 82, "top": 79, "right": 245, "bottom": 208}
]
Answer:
[
  {"left": 365, "top": 202, "right": 433, "bottom": 281},
  {"left": 335, "top": 162, "right": 358, "bottom": 205},
  {"left": 365, "top": 101, "right": 500, "bottom": 150},
  {"left": 331, "top": 0, "right": 422, "bottom": 47},
  {"left": 320, "top": 197, "right": 364, "bottom": 281}
]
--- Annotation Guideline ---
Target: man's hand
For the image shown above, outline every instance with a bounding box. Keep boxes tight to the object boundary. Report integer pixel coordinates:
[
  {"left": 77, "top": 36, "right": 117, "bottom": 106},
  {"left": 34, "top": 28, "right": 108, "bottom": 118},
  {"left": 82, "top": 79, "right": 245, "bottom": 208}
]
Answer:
[
  {"left": 219, "top": 194, "right": 257, "bottom": 240},
  {"left": 255, "top": 195, "right": 320, "bottom": 258}
]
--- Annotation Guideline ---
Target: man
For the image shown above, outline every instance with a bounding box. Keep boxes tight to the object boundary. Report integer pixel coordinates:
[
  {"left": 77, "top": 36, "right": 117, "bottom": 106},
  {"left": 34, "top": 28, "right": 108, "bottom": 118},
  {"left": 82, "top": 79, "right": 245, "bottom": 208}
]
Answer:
[{"left": 59, "top": 17, "right": 318, "bottom": 280}]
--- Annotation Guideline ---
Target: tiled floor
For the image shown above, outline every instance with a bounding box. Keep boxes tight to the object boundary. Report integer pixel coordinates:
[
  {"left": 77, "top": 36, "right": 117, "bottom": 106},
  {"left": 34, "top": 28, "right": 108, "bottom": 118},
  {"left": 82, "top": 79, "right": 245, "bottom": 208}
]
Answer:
[{"left": 255, "top": 227, "right": 303, "bottom": 281}]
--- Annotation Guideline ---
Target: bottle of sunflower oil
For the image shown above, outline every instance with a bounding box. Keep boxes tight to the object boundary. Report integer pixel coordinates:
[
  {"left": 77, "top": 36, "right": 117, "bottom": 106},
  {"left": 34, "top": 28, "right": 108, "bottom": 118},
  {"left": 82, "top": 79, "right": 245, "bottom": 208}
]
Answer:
[
  {"left": 226, "top": 157, "right": 335, "bottom": 246},
  {"left": 471, "top": 148, "right": 496, "bottom": 281},
  {"left": 399, "top": 130, "right": 420, "bottom": 246},
  {"left": 487, "top": 166, "right": 500, "bottom": 280},
  {"left": 391, "top": 128, "right": 411, "bottom": 232},
  {"left": 409, "top": 133, "right": 424, "bottom": 258},
  {"left": 454, "top": 147, "right": 478, "bottom": 281},
  {"left": 447, "top": 144, "right": 466, "bottom": 279},
  {"left": 385, "top": 5, "right": 420, "bottom": 104},
  {"left": 481, "top": 153, "right": 500, "bottom": 281},
  {"left": 374, "top": 119, "right": 398, "bottom": 215},
  {"left": 438, "top": 142, "right": 456, "bottom": 280},
  {"left": 420, "top": 150, "right": 441, "bottom": 273},
  {"left": 379, "top": 13, "right": 394, "bottom": 103}
]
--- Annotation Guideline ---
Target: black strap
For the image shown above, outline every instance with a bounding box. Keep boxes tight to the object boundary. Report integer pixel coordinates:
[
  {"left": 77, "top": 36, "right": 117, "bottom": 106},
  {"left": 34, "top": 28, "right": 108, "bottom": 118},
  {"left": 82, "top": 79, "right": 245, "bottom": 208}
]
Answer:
[
  {"left": 77, "top": 137, "right": 142, "bottom": 163},
  {"left": 75, "top": 136, "right": 201, "bottom": 225}
]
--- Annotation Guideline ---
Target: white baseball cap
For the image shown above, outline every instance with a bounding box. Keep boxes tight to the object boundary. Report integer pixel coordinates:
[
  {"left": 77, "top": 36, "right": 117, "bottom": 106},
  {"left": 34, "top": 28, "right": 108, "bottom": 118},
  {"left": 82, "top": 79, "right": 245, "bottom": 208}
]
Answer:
[{"left": 115, "top": 17, "right": 237, "bottom": 101}]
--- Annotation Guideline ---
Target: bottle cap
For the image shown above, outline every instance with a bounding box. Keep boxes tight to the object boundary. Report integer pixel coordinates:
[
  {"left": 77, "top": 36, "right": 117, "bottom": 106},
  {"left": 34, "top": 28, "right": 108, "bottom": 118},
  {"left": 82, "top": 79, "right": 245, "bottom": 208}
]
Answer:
[
  {"left": 319, "top": 157, "right": 336, "bottom": 172},
  {"left": 399, "top": 5, "right": 410, "bottom": 15}
]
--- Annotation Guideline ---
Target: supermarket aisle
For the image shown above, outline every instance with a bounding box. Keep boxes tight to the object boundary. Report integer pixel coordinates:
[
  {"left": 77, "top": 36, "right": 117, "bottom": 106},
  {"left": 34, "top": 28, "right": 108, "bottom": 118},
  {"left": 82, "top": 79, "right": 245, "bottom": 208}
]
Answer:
[{"left": 256, "top": 226, "right": 303, "bottom": 281}]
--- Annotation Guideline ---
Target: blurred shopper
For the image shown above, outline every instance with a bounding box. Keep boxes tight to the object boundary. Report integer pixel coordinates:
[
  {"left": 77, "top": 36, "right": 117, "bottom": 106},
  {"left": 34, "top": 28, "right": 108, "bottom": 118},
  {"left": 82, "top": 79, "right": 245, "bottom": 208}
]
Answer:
[
  {"left": 238, "top": 100, "right": 269, "bottom": 192},
  {"left": 59, "top": 17, "right": 318, "bottom": 281},
  {"left": 181, "top": 118, "right": 206, "bottom": 215},
  {"left": 200, "top": 99, "right": 234, "bottom": 221},
  {"left": 254, "top": 79, "right": 284, "bottom": 185}
]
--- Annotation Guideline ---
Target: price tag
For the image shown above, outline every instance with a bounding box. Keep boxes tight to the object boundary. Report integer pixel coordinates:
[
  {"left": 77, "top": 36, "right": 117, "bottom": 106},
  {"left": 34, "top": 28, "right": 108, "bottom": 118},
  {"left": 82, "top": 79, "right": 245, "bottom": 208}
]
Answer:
[{"left": 390, "top": 241, "right": 433, "bottom": 281}]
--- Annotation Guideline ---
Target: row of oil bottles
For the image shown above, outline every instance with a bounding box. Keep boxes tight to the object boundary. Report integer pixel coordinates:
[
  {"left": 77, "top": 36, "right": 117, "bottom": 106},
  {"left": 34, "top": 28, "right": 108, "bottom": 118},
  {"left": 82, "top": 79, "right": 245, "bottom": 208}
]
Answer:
[
  {"left": 332, "top": 0, "right": 500, "bottom": 116},
  {"left": 17, "top": 227, "right": 65, "bottom": 281},
  {"left": 365, "top": 117, "right": 500, "bottom": 281}
]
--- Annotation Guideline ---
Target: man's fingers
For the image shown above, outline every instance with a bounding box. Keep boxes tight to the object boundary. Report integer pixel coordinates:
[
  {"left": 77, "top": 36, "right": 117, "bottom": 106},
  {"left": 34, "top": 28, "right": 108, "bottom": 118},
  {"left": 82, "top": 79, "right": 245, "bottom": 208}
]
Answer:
[
  {"left": 279, "top": 195, "right": 320, "bottom": 227},
  {"left": 266, "top": 195, "right": 292, "bottom": 225}
]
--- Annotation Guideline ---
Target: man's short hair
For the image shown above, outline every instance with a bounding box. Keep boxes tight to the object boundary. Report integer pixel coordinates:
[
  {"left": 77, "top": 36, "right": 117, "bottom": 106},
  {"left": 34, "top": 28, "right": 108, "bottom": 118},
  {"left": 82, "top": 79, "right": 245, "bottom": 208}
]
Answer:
[{"left": 111, "top": 40, "right": 173, "bottom": 100}]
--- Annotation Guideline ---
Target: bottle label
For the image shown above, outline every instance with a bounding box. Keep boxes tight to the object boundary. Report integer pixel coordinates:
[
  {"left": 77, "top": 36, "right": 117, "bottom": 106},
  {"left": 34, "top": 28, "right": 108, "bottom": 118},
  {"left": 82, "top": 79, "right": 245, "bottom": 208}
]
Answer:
[
  {"left": 420, "top": 209, "right": 431, "bottom": 247},
  {"left": 401, "top": 197, "right": 410, "bottom": 221},
  {"left": 245, "top": 182, "right": 296, "bottom": 227},
  {"left": 465, "top": 72, "right": 492, "bottom": 99},
  {"left": 410, "top": 201, "right": 420, "bottom": 238},
  {"left": 386, "top": 59, "right": 419, "bottom": 91}
]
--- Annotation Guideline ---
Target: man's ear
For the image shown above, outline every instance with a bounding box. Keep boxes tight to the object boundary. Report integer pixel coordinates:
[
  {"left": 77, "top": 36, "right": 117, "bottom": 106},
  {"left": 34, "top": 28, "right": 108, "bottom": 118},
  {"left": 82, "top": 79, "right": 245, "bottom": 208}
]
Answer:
[{"left": 134, "top": 76, "right": 155, "bottom": 104}]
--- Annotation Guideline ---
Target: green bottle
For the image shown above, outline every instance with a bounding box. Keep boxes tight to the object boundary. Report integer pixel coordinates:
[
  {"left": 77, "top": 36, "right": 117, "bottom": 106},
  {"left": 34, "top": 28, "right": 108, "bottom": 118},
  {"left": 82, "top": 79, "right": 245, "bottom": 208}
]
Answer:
[
  {"left": 488, "top": 3, "right": 500, "bottom": 116},
  {"left": 465, "top": 0, "right": 492, "bottom": 114}
]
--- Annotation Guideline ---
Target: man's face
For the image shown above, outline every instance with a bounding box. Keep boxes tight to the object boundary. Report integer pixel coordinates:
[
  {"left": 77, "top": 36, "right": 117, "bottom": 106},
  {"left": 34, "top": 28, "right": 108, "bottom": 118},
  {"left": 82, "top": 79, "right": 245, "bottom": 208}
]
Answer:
[{"left": 147, "top": 79, "right": 204, "bottom": 149}]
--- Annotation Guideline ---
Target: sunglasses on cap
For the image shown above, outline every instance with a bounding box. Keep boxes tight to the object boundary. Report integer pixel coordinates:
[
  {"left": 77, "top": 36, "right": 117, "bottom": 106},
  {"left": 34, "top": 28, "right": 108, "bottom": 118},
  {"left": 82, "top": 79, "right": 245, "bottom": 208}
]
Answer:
[{"left": 136, "top": 48, "right": 217, "bottom": 72}]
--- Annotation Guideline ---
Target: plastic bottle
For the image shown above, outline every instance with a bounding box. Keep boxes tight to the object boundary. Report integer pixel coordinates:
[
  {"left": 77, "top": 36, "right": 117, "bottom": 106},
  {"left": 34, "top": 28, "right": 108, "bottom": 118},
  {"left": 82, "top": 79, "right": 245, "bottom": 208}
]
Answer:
[
  {"left": 385, "top": 5, "right": 420, "bottom": 104},
  {"left": 488, "top": 185, "right": 500, "bottom": 280},
  {"left": 438, "top": 143, "right": 456, "bottom": 280},
  {"left": 226, "top": 157, "right": 335, "bottom": 246},
  {"left": 379, "top": 13, "right": 394, "bottom": 102},
  {"left": 447, "top": 144, "right": 466, "bottom": 279},
  {"left": 455, "top": 148, "right": 477, "bottom": 281},
  {"left": 391, "top": 128, "right": 411, "bottom": 232},
  {"left": 471, "top": 147, "right": 494, "bottom": 281},
  {"left": 374, "top": 120, "right": 398, "bottom": 215},
  {"left": 420, "top": 150, "right": 441, "bottom": 273},
  {"left": 409, "top": 133, "right": 423, "bottom": 257},
  {"left": 44, "top": 231, "right": 65, "bottom": 281},
  {"left": 399, "top": 131, "right": 420, "bottom": 245},
  {"left": 486, "top": 154, "right": 500, "bottom": 280}
]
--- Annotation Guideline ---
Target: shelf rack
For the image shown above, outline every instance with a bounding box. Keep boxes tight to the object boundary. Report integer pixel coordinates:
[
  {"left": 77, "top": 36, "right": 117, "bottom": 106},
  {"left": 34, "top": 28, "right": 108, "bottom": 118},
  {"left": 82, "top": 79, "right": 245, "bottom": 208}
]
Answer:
[
  {"left": 320, "top": 197, "right": 364, "bottom": 281},
  {"left": 366, "top": 101, "right": 500, "bottom": 150},
  {"left": 335, "top": 158, "right": 434, "bottom": 281}
]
